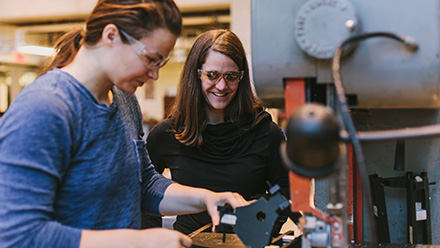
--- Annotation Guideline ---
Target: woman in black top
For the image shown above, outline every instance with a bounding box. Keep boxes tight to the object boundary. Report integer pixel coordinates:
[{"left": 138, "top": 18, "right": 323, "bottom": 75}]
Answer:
[{"left": 145, "top": 29, "right": 290, "bottom": 234}]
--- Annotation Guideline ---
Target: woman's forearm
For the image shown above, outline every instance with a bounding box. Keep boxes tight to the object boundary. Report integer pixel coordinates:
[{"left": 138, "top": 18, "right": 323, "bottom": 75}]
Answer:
[
  {"left": 159, "top": 183, "right": 250, "bottom": 229},
  {"left": 159, "top": 183, "right": 210, "bottom": 215}
]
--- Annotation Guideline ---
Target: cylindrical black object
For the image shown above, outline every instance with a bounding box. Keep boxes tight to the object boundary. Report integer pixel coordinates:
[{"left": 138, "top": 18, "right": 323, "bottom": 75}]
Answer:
[
  {"left": 394, "top": 141, "right": 405, "bottom": 171},
  {"left": 281, "top": 103, "right": 341, "bottom": 178}
]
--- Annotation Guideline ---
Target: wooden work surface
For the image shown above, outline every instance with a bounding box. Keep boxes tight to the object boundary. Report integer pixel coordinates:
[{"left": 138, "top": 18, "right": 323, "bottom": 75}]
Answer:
[{"left": 190, "top": 232, "right": 440, "bottom": 248}]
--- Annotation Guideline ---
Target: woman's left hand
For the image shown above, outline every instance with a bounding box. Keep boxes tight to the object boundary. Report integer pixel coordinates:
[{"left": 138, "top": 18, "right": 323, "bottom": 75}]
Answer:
[{"left": 203, "top": 191, "right": 250, "bottom": 232}]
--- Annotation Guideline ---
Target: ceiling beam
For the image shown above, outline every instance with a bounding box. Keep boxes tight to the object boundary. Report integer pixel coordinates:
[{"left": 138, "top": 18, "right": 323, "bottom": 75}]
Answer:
[{"left": 0, "top": 0, "right": 230, "bottom": 25}]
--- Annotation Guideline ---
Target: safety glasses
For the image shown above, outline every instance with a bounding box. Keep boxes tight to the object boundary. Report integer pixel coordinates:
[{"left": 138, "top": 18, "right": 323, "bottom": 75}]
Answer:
[
  {"left": 119, "top": 29, "right": 170, "bottom": 69},
  {"left": 198, "top": 69, "right": 244, "bottom": 86}
]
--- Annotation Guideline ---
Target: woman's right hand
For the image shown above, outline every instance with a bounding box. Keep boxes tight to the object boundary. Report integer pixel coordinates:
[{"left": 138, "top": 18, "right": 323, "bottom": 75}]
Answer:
[
  {"left": 80, "top": 228, "right": 192, "bottom": 248},
  {"left": 137, "top": 228, "right": 192, "bottom": 248}
]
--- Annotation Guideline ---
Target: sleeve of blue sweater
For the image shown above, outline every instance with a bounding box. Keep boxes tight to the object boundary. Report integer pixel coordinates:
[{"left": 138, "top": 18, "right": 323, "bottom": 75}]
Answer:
[{"left": 0, "top": 89, "right": 81, "bottom": 248}]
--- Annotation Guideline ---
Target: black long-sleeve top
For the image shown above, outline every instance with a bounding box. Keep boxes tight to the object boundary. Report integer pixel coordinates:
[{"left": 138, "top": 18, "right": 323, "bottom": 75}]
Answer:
[{"left": 145, "top": 111, "right": 289, "bottom": 234}]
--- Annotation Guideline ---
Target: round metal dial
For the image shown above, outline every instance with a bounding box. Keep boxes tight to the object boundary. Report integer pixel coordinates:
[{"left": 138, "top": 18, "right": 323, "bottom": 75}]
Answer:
[{"left": 294, "top": 0, "right": 359, "bottom": 59}]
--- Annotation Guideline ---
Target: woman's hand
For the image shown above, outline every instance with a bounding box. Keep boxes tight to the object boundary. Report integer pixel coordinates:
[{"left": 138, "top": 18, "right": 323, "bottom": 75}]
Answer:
[
  {"left": 137, "top": 228, "right": 192, "bottom": 248},
  {"left": 203, "top": 191, "right": 250, "bottom": 232},
  {"left": 80, "top": 228, "right": 192, "bottom": 248}
]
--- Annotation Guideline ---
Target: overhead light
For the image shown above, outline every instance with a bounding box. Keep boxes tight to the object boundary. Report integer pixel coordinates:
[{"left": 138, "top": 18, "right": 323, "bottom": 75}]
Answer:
[{"left": 16, "top": 45, "right": 54, "bottom": 56}]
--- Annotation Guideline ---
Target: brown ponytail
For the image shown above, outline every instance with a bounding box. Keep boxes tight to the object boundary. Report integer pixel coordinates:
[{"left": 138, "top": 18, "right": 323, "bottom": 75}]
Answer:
[{"left": 39, "top": 0, "right": 181, "bottom": 76}]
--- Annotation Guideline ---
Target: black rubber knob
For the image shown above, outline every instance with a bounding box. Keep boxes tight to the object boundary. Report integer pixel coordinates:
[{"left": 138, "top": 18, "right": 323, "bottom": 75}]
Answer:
[{"left": 281, "top": 103, "right": 341, "bottom": 178}]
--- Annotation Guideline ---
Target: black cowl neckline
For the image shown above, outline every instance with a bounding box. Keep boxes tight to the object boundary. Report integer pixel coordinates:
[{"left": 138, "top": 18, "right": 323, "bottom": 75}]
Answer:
[{"left": 200, "top": 112, "right": 271, "bottom": 158}]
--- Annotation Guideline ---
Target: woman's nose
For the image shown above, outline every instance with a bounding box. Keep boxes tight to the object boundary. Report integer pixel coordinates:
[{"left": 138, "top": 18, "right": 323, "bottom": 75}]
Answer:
[
  {"left": 215, "top": 76, "right": 228, "bottom": 90},
  {"left": 147, "top": 68, "right": 159, "bottom": 80}
]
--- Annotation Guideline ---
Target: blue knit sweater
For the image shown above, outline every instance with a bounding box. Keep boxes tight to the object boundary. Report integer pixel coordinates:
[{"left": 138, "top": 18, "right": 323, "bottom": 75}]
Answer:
[{"left": 0, "top": 68, "right": 172, "bottom": 248}]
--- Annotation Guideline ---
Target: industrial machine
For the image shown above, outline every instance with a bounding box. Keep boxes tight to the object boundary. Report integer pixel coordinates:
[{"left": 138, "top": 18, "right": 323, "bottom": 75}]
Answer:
[
  {"left": 248, "top": 0, "right": 440, "bottom": 247},
  {"left": 189, "top": 0, "right": 440, "bottom": 247},
  {"left": 251, "top": 0, "right": 440, "bottom": 109}
]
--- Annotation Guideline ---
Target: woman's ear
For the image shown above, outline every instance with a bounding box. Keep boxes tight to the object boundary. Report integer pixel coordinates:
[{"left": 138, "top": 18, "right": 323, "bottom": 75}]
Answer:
[{"left": 102, "top": 24, "right": 120, "bottom": 47}]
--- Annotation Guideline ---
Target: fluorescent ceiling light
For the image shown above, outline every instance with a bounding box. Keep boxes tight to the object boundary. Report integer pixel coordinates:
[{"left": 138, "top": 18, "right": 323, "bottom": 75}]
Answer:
[{"left": 16, "top": 45, "right": 54, "bottom": 56}]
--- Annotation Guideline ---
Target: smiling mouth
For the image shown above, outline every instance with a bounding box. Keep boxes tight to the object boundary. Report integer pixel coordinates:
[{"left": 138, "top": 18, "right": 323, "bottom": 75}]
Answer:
[{"left": 212, "top": 92, "right": 227, "bottom": 97}]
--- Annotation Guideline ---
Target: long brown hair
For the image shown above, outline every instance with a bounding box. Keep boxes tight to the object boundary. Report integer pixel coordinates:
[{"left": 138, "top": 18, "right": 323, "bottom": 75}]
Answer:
[
  {"left": 169, "top": 29, "right": 265, "bottom": 147},
  {"left": 39, "top": 0, "right": 182, "bottom": 76}
]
